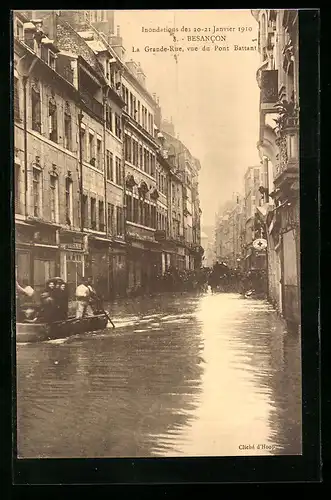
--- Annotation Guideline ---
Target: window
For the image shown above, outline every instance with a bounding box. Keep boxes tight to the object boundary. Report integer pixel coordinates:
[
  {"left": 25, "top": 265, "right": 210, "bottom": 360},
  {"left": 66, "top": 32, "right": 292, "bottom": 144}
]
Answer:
[
  {"left": 151, "top": 205, "right": 157, "bottom": 229},
  {"left": 116, "top": 206, "right": 123, "bottom": 236},
  {"left": 106, "top": 104, "right": 112, "bottom": 131},
  {"left": 15, "top": 19, "right": 24, "bottom": 40},
  {"left": 82, "top": 194, "right": 88, "bottom": 228},
  {"left": 133, "top": 96, "right": 137, "bottom": 120},
  {"left": 15, "top": 164, "right": 21, "bottom": 214},
  {"left": 106, "top": 150, "right": 113, "bottom": 181},
  {"left": 50, "top": 175, "right": 59, "bottom": 223},
  {"left": 32, "top": 168, "right": 42, "bottom": 217},
  {"left": 144, "top": 202, "right": 150, "bottom": 227},
  {"left": 80, "top": 127, "right": 86, "bottom": 160},
  {"left": 14, "top": 77, "right": 20, "bottom": 121},
  {"left": 137, "top": 101, "right": 141, "bottom": 124},
  {"left": 132, "top": 139, "right": 138, "bottom": 166},
  {"left": 89, "top": 132, "right": 95, "bottom": 165},
  {"left": 48, "top": 51, "right": 56, "bottom": 70},
  {"left": 98, "top": 200, "right": 105, "bottom": 231},
  {"left": 48, "top": 97, "right": 57, "bottom": 142},
  {"left": 115, "top": 113, "right": 121, "bottom": 139},
  {"left": 97, "top": 138, "right": 102, "bottom": 169},
  {"left": 90, "top": 197, "right": 96, "bottom": 230},
  {"left": 107, "top": 203, "right": 115, "bottom": 234},
  {"left": 64, "top": 110, "right": 72, "bottom": 150},
  {"left": 151, "top": 155, "right": 155, "bottom": 177},
  {"left": 148, "top": 113, "right": 151, "bottom": 134},
  {"left": 65, "top": 177, "right": 73, "bottom": 225},
  {"left": 143, "top": 149, "right": 147, "bottom": 173},
  {"left": 115, "top": 157, "right": 122, "bottom": 185},
  {"left": 31, "top": 84, "right": 41, "bottom": 133},
  {"left": 139, "top": 144, "right": 143, "bottom": 169},
  {"left": 130, "top": 93, "right": 134, "bottom": 117},
  {"left": 126, "top": 194, "right": 132, "bottom": 222},
  {"left": 133, "top": 197, "right": 138, "bottom": 223},
  {"left": 125, "top": 135, "right": 131, "bottom": 162}
]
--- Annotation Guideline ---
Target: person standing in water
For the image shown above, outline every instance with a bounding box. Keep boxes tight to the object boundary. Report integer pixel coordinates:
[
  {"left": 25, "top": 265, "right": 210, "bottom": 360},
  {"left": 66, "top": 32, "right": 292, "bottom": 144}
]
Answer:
[{"left": 75, "top": 278, "right": 94, "bottom": 318}]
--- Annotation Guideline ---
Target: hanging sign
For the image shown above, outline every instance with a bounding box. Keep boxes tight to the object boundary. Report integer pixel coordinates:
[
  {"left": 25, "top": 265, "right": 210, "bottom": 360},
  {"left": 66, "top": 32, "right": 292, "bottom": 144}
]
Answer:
[{"left": 253, "top": 238, "right": 267, "bottom": 250}]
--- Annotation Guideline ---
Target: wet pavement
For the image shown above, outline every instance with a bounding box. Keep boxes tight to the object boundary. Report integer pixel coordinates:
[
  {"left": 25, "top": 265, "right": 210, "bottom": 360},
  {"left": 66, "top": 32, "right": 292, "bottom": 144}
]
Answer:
[{"left": 16, "top": 291, "right": 302, "bottom": 458}]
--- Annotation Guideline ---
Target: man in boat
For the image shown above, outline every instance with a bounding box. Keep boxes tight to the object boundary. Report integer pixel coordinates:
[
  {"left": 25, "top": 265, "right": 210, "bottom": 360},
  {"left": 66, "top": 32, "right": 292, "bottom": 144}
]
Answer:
[
  {"left": 16, "top": 279, "right": 38, "bottom": 322},
  {"left": 75, "top": 278, "right": 95, "bottom": 318}
]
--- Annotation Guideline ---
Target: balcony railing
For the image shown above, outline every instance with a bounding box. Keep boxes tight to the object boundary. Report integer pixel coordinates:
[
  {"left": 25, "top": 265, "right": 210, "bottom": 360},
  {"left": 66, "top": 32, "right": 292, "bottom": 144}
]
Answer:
[
  {"left": 155, "top": 229, "right": 166, "bottom": 241},
  {"left": 80, "top": 91, "right": 103, "bottom": 121}
]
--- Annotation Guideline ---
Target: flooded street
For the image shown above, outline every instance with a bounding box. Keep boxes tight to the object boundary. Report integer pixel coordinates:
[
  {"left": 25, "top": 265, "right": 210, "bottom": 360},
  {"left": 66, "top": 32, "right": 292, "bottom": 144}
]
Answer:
[{"left": 16, "top": 292, "right": 302, "bottom": 458}]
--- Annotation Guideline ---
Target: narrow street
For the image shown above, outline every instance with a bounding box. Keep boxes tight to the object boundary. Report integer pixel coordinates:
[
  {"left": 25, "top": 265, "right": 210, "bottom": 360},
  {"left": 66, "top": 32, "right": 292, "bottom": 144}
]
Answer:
[{"left": 16, "top": 292, "right": 302, "bottom": 458}]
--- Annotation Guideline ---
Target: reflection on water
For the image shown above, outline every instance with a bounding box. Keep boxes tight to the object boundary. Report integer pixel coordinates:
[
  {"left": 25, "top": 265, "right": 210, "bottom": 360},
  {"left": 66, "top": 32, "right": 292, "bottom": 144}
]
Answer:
[{"left": 16, "top": 292, "right": 302, "bottom": 458}]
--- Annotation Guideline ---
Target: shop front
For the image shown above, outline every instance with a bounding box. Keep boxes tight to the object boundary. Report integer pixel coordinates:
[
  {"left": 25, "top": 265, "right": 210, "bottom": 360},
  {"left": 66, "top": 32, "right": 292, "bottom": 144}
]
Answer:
[
  {"left": 88, "top": 235, "right": 112, "bottom": 300},
  {"left": 110, "top": 241, "right": 127, "bottom": 298},
  {"left": 28, "top": 222, "right": 60, "bottom": 296},
  {"left": 59, "top": 230, "right": 86, "bottom": 300},
  {"left": 279, "top": 198, "right": 300, "bottom": 330},
  {"left": 15, "top": 221, "right": 34, "bottom": 285},
  {"left": 126, "top": 224, "right": 161, "bottom": 295}
]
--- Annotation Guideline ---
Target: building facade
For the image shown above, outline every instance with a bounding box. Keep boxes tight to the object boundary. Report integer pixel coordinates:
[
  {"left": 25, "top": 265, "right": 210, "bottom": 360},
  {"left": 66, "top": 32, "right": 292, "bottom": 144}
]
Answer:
[
  {"left": 214, "top": 194, "right": 244, "bottom": 269},
  {"left": 161, "top": 126, "right": 203, "bottom": 270},
  {"left": 243, "top": 165, "right": 267, "bottom": 272},
  {"left": 252, "top": 9, "right": 300, "bottom": 329},
  {"left": 13, "top": 10, "right": 204, "bottom": 300}
]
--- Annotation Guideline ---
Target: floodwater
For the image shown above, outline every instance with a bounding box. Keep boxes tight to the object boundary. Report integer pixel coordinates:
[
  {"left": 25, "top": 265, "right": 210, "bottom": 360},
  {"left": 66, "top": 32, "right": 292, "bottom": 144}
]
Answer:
[{"left": 16, "top": 292, "right": 302, "bottom": 458}]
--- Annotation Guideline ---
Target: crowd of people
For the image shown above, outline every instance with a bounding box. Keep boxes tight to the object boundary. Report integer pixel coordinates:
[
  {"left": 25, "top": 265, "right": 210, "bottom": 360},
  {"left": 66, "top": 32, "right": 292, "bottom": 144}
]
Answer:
[
  {"left": 144, "top": 263, "right": 267, "bottom": 296},
  {"left": 16, "top": 262, "right": 268, "bottom": 324}
]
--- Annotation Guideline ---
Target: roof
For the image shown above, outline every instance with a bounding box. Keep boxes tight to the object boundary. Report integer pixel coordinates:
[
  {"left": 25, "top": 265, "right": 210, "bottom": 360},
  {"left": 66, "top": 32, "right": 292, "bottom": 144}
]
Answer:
[{"left": 86, "top": 39, "right": 108, "bottom": 54}]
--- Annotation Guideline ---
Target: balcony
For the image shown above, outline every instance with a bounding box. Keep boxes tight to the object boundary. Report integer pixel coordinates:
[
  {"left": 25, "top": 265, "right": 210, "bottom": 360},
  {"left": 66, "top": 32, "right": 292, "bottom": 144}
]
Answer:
[
  {"left": 155, "top": 229, "right": 166, "bottom": 241},
  {"left": 274, "top": 135, "right": 299, "bottom": 192},
  {"left": 80, "top": 91, "right": 103, "bottom": 121},
  {"left": 260, "top": 70, "right": 279, "bottom": 112}
]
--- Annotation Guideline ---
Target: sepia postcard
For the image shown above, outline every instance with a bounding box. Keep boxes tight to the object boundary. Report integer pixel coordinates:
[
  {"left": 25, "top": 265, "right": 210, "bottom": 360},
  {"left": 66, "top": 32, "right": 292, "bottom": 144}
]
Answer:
[{"left": 11, "top": 8, "right": 320, "bottom": 482}]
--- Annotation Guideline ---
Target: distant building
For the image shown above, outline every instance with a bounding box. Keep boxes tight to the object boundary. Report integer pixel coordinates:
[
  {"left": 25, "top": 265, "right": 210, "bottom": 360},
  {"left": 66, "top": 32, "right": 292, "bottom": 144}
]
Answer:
[
  {"left": 161, "top": 127, "right": 203, "bottom": 270},
  {"left": 243, "top": 165, "right": 267, "bottom": 272},
  {"left": 214, "top": 193, "right": 244, "bottom": 269},
  {"left": 200, "top": 226, "right": 215, "bottom": 268}
]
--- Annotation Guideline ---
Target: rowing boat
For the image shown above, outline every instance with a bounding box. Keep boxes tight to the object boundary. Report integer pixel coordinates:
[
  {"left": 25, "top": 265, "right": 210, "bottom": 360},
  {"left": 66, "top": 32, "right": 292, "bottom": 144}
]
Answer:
[{"left": 16, "top": 313, "right": 109, "bottom": 343}]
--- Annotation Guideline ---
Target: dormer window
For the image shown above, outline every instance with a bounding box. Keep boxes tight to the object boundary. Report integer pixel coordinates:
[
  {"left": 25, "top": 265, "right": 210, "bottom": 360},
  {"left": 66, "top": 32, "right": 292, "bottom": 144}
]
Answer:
[
  {"left": 48, "top": 50, "right": 57, "bottom": 70},
  {"left": 15, "top": 18, "right": 24, "bottom": 40}
]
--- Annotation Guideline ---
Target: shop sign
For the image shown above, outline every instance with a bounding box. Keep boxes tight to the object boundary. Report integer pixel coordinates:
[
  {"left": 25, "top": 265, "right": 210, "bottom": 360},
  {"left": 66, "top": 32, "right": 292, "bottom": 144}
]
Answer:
[
  {"left": 60, "top": 233, "right": 84, "bottom": 251},
  {"left": 253, "top": 238, "right": 267, "bottom": 250},
  {"left": 60, "top": 242, "right": 83, "bottom": 250},
  {"left": 127, "top": 228, "right": 155, "bottom": 242}
]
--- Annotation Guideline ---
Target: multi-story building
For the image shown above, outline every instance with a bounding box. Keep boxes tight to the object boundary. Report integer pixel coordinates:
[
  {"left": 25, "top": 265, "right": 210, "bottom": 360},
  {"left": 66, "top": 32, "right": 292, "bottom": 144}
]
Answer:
[
  {"left": 13, "top": 11, "right": 127, "bottom": 298},
  {"left": 14, "top": 12, "right": 87, "bottom": 297},
  {"left": 161, "top": 123, "right": 203, "bottom": 270},
  {"left": 13, "top": 10, "right": 204, "bottom": 299},
  {"left": 251, "top": 9, "right": 299, "bottom": 329},
  {"left": 214, "top": 194, "right": 244, "bottom": 269},
  {"left": 56, "top": 10, "right": 175, "bottom": 294}
]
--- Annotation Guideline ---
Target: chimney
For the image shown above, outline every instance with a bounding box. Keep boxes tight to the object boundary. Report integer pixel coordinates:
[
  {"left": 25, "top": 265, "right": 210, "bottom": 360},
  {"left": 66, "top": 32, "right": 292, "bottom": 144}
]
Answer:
[{"left": 117, "top": 25, "right": 120, "bottom": 36}]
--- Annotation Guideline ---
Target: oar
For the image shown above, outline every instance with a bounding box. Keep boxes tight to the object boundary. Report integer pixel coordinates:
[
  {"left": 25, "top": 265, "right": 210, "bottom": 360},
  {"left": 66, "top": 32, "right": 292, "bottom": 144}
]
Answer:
[
  {"left": 93, "top": 296, "right": 115, "bottom": 328},
  {"left": 103, "top": 309, "right": 115, "bottom": 329}
]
